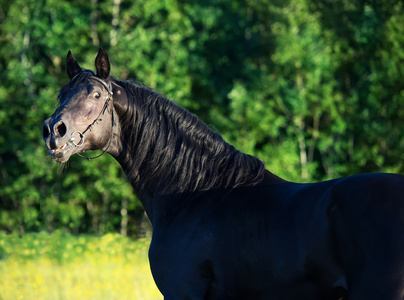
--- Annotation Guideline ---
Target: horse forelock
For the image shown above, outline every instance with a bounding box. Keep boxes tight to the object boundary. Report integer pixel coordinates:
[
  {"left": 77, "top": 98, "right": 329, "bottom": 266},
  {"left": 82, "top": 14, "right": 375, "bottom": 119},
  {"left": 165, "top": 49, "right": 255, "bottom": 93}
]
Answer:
[
  {"left": 58, "top": 70, "right": 95, "bottom": 102},
  {"left": 112, "top": 78, "right": 266, "bottom": 195}
]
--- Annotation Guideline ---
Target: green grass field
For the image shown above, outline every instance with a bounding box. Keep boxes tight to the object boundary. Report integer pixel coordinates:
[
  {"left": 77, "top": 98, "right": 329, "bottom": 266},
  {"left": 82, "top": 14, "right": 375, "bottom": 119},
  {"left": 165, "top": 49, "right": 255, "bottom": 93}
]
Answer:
[{"left": 0, "top": 233, "right": 162, "bottom": 300}]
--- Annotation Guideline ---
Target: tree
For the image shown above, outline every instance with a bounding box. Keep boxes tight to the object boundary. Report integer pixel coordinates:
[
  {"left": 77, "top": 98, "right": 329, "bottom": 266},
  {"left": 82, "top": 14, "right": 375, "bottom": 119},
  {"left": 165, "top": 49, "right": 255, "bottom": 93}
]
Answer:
[{"left": 1, "top": 0, "right": 403, "bottom": 235}]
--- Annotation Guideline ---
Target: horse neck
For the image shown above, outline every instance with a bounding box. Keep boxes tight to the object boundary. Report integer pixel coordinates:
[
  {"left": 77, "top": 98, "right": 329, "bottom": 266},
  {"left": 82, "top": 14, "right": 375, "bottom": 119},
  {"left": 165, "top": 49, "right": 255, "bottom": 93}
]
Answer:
[{"left": 113, "top": 82, "right": 266, "bottom": 203}]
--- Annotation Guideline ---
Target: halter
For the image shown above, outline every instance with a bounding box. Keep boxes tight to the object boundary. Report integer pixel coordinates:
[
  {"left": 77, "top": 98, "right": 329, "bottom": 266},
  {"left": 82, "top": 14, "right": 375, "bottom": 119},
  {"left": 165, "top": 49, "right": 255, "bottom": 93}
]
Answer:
[{"left": 68, "top": 76, "right": 115, "bottom": 161}]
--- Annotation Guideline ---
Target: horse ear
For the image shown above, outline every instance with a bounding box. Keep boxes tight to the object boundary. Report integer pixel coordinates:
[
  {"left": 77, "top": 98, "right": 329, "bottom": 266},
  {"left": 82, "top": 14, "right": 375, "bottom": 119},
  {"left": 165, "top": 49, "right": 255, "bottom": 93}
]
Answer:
[
  {"left": 95, "top": 48, "right": 110, "bottom": 80},
  {"left": 66, "top": 50, "right": 82, "bottom": 79}
]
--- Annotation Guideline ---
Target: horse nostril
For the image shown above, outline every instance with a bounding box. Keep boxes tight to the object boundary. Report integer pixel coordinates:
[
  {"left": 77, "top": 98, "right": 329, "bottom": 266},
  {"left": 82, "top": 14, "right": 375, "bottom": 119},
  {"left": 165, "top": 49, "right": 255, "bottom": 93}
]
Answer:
[
  {"left": 43, "top": 123, "right": 50, "bottom": 139},
  {"left": 56, "top": 122, "right": 67, "bottom": 137}
]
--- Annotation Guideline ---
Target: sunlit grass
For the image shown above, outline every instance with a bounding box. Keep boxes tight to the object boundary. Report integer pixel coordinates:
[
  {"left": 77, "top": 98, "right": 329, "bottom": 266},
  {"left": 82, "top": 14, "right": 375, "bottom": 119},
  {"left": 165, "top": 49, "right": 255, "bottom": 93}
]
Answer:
[{"left": 0, "top": 233, "right": 162, "bottom": 300}]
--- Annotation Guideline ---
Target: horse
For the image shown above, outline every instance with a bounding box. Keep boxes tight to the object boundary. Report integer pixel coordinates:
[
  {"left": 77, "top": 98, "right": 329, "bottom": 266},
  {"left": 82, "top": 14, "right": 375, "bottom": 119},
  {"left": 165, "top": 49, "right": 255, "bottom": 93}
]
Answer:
[{"left": 43, "top": 48, "right": 404, "bottom": 299}]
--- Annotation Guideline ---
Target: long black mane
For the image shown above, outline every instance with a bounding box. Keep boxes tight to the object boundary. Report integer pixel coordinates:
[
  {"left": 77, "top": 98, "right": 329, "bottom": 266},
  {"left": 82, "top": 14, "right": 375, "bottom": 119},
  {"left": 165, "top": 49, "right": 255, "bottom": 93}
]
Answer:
[{"left": 113, "top": 78, "right": 266, "bottom": 195}]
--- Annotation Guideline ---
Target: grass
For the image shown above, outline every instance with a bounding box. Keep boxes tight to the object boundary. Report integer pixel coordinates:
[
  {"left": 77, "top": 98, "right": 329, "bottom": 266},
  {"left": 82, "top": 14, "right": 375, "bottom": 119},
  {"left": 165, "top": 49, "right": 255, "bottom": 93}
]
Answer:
[{"left": 0, "top": 232, "right": 163, "bottom": 300}]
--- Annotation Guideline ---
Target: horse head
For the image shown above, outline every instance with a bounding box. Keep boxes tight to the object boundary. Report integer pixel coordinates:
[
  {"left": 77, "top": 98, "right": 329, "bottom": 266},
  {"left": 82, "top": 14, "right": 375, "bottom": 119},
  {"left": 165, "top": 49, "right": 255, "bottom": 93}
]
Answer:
[{"left": 43, "top": 48, "right": 119, "bottom": 162}]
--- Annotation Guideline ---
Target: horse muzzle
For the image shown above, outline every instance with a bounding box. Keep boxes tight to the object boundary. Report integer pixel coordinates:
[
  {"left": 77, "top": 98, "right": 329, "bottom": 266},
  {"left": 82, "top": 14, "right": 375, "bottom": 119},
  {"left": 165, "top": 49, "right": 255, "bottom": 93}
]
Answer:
[{"left": 43, "top": 117, "right": 75, "bottom": 162}]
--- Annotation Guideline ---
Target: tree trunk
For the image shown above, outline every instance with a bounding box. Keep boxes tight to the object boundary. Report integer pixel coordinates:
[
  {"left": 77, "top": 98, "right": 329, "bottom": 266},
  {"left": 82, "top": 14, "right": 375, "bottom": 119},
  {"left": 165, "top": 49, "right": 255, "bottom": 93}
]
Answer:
[{"left": 110, "top": 0, "right": 121, "bottom": 47}]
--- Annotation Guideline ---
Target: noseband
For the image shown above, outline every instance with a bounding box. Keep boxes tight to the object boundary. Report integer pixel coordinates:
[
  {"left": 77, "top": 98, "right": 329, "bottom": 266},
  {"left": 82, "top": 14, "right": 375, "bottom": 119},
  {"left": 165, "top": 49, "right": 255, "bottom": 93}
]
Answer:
[{"left": 68, "top": 76, "right": 115, "bottom": 160}]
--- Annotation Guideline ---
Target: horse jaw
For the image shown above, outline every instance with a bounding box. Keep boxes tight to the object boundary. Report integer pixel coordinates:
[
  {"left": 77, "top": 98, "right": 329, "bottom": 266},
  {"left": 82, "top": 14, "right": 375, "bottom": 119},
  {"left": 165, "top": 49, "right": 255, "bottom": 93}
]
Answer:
[{"left": 47, "top": 140, "right": 75, "bottom": 163}]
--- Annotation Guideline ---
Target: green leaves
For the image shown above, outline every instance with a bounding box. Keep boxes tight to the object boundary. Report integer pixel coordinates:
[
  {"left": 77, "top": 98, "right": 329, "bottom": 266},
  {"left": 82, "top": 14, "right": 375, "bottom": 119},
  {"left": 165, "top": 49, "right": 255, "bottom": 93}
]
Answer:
[{"left": 1, "top": 0, "right": 403, "bottom": 234}]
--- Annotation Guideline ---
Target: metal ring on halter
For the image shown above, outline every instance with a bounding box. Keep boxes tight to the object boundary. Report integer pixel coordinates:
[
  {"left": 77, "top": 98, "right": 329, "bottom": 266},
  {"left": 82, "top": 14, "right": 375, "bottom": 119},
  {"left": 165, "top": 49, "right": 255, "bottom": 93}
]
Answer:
[{"left": 70, "top": 131, "right": 85, "bottom": 147}]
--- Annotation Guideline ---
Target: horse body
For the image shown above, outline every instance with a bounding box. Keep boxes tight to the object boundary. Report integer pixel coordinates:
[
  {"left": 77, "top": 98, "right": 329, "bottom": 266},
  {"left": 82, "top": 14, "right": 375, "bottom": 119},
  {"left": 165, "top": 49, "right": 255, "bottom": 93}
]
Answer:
[
  {"left": 43, "top": 49, "right": 404, "bottom": 299},
  {"left": 149, "top": 172, "right": 404, "bottom": 299},
  {"left": 149, "top": 174, "right": 343, "bottom": 299}
]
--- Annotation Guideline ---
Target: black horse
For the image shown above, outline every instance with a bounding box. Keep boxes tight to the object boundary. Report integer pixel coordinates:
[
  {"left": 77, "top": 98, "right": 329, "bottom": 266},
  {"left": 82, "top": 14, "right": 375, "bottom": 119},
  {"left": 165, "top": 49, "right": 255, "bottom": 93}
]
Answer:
[{"left": 43, "top": 48, "right": 404, "bottom": 299}]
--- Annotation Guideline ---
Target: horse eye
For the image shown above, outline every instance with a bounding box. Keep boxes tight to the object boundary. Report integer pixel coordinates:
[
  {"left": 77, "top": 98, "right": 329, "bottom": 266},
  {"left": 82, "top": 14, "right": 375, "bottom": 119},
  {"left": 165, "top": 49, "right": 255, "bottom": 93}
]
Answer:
[{"left": 93, "top": 92, "right": 101, "bottom": 99}]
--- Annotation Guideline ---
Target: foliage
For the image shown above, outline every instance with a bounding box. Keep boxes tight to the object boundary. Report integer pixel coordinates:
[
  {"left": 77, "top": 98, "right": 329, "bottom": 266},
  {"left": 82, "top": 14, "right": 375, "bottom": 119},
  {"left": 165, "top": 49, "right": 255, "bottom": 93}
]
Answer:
[
  {"left": 0, "top": 0, "right": 403, "bottom": 234},
  {"left": 0, "top": 232, "right": 162, "bottom": 299}
]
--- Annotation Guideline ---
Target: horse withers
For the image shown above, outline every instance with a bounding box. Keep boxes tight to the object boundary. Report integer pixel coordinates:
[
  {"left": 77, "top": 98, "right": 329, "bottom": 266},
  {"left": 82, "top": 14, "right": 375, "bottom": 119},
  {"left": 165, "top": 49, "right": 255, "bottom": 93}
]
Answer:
[{"left": 43, "top": 48, "right": 404, "bottom": 299}]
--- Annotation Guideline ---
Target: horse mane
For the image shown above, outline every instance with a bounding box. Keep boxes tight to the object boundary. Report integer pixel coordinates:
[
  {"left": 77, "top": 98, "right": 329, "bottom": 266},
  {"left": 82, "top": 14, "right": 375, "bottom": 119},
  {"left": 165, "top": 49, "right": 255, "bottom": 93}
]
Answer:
[{"left": 113, "top": 77, "right": 266, "bottom": 195}]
